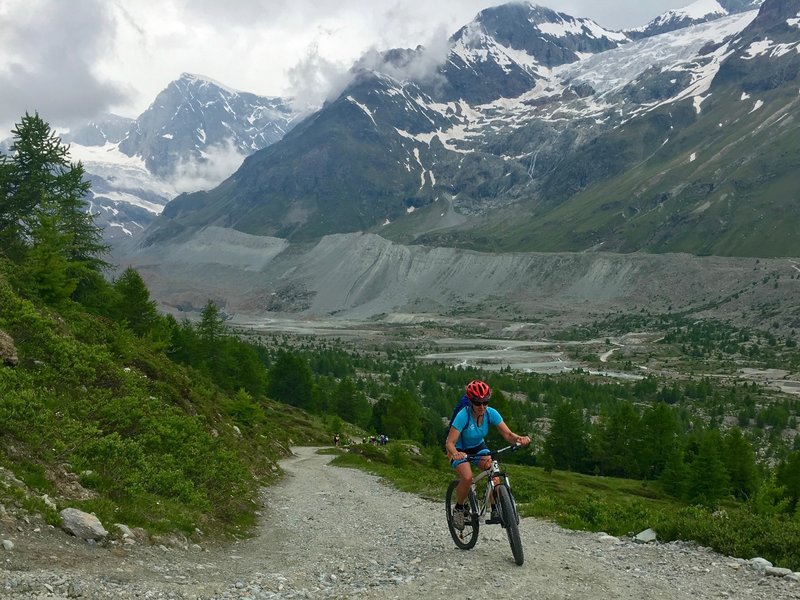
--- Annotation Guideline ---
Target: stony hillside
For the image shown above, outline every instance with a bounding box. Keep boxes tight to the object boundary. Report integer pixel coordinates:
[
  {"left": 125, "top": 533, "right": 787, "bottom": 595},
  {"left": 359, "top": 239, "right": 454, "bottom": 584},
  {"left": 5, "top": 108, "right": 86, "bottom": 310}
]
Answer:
[{"left": 116, "top": 227, "right": 800, "bottom": 332}]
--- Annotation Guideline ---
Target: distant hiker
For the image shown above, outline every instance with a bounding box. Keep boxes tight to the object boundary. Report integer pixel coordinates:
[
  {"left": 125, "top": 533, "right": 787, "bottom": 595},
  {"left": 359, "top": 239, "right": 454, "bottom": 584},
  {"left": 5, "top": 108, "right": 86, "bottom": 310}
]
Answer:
[{"left": 444, "top": 380, "right": 530, "bottom": 530}]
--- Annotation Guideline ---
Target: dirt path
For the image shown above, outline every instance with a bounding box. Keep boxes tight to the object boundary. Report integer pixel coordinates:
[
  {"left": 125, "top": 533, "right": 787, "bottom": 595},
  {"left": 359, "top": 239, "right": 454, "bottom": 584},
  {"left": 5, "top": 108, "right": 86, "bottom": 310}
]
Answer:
[{"left": 2, "top": 447, "right": 799, "bottom": 599}]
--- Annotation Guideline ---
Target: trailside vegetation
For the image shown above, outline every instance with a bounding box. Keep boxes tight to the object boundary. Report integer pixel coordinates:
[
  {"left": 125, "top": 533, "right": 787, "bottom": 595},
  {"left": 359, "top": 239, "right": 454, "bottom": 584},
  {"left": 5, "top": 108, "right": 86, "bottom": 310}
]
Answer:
[{"left": 0, "top": 113, "right": 330, "bottom": 537}]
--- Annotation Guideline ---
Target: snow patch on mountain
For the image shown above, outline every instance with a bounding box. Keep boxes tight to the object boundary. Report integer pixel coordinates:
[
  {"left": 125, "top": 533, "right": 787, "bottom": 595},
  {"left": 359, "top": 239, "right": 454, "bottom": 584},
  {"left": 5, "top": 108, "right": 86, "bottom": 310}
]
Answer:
[
  {"left": 656, "top": 0, "right": 727, "bottom": 25},
  {"left": 742, "top": 39, "right": 800, "bottom": 59},
  {"left": 68, "top": 141, "right": 148, "bottom": 169},
  {"left": 536, "top": 16, "right": 628, "bottom": 43},
  {"left": 90, "top": 191, "right": 165, "bottom": 215},
  {"left": 562, "top": 11, "right": 757, "bottom": 96},
  {"left": 346, "top": 96, "right": 377, "bottom": 126}
]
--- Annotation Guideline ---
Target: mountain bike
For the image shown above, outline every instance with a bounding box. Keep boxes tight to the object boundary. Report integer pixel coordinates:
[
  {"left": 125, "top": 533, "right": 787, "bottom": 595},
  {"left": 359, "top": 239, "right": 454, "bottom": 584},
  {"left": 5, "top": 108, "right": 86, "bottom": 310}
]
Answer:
[{"left": 445, "top": 445, "right": 524, "bottom": 565}]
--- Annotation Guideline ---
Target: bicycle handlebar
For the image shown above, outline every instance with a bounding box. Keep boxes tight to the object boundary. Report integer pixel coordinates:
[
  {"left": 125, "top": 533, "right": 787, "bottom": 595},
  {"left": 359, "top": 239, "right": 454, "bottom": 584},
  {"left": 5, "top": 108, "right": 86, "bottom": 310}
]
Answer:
[{"left": 457, "top": 443, "right": 521, "bottom": 463}]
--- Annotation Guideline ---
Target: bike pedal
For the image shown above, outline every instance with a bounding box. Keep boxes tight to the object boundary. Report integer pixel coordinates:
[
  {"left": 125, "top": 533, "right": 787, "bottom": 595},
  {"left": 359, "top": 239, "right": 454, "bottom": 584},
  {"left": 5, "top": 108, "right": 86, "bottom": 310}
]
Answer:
[{"left": 485, "top": 516, "right": 501, "bottom": 525}]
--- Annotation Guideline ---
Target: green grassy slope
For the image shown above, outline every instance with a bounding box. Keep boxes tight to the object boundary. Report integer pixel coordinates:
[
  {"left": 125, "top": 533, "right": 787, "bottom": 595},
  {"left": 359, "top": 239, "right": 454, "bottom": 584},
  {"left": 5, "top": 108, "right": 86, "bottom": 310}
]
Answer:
[
  {"left": 0, "top": 274, "right": 330, "bottom": 538},
  {"left": 492, "top": 84, "right": 800, "bottom": 256}
]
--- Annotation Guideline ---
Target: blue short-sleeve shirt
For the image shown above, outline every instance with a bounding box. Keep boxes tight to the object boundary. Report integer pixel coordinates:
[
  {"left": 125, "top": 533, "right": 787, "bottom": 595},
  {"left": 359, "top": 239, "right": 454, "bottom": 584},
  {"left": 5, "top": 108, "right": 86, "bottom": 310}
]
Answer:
[{"left": 451, "top": 406, "right": 503, "bottom": 450}]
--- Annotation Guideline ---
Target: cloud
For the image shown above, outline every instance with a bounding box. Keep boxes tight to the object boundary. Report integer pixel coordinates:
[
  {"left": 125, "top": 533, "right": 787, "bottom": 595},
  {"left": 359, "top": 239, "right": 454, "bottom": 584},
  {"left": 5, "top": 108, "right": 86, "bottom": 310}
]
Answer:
[
  {"left": 0, "top": 0, "right": 130, "bottom": 131},
  {"left": 285, "top": 42, "right": 355, "bottom": 110},
  {"left": 0, "top": 0, "right": 704, "bottom": 138},
  {"left": 169, "top": 139, "right": 246, "bottom": 193},
  {"left": 357, "top": 25, "right": 452, "bottom": 87}
]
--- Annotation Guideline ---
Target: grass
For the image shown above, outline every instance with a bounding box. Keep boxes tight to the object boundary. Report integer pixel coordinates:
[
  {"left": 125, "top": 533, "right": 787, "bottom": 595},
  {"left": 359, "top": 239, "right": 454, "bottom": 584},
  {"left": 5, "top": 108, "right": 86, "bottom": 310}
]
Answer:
[
  {"left": 0, "top": 276, "right": 333, "bottom": 539},
  {"left": 332, "top": 442, "right": 679, "bottom": 528},
  {"left": 333, "top": 442, "right": 800, "bottom": 570}
]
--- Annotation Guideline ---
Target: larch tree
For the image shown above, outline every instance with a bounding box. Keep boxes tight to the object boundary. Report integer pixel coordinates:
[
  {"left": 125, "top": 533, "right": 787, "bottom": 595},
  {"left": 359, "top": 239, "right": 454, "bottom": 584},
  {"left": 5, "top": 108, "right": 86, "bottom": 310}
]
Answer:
[
  {"left": 543, "top": 401, "right": 587, "bottom": 472},
  {"left": 0, "top": 112, "right": 107, "bottom": 301}
]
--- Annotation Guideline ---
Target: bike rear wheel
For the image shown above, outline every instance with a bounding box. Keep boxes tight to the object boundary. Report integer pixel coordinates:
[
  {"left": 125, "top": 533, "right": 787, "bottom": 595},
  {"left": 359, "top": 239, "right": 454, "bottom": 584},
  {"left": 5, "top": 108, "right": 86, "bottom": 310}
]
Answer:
[
  {"left": 445, "top": 479, "right": 479, "bottom": 550},
  {"left": 496, "top": 484, "right": 524, "bottom": 565}
]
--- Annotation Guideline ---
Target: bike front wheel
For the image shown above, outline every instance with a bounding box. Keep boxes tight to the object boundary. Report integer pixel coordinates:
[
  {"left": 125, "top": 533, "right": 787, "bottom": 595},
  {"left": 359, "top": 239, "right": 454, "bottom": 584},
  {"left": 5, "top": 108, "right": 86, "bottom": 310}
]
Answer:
[
  {"left": 496, "top": 484, "right": 524, "bottom": 565},
  {"left": 445, "top": 479, "right": 479, "bottom": 550}
]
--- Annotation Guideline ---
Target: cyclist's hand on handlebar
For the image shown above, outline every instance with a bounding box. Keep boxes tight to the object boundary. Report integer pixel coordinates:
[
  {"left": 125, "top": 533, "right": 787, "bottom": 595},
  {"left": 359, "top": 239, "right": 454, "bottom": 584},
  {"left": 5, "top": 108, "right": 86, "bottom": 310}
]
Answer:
[
  {"left": 515, "top": 436, "right": 531, "bottom": 447},
  {"left": 451, "top": 451, "right": 467, "bottom": 461}
]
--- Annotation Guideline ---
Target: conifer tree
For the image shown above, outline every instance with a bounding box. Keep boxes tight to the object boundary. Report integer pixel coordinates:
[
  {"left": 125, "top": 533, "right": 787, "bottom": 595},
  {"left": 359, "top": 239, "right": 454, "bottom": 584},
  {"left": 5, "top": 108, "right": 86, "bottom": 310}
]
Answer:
[
  {"left": 660, "top": 446, "right": 690, "bottom": 499},
  {"left": 197, "top": 300, "right": 227, "bottom": 372},
  {"left": 381, "top": 388, "right": 421, "bottom": 440},
  {"left": 591, "top": 401, "right": 641, "bottom": 477},
  {"left": 639, "top": 402, "right": 680, "bottom": 479},
  {"left": 723, "top": 428, "right": 759, "bottom": 499},
  {"left": 267, "top": 351, "right": 314, "bottom": 411},
  {"left": 543, "top": 402, "right": 587, "bottom": 472},
  {"left": 0, "top": 112, "right": 107, "bottom": 297},
  {"left": 19, "top": 213, "right": 77, "bottom": 304},
  {"left": 113, "top": 267, "right": 158, "bottom": 336},
  {"left": 777, "top": 451, "right": 800, "bottom": 511},
  {"left": 687, "top": 431, "right": 730, "bottom": 506},
  {"left": 333, "top": 377, "right": 370, "bottom": 427}
]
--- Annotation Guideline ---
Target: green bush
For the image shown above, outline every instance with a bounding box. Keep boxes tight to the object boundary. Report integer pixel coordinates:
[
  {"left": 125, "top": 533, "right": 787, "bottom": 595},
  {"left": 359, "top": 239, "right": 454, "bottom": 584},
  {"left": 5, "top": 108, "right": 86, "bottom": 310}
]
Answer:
[{"left": 388, "top": 443, "right": 409, "bottom": 468}]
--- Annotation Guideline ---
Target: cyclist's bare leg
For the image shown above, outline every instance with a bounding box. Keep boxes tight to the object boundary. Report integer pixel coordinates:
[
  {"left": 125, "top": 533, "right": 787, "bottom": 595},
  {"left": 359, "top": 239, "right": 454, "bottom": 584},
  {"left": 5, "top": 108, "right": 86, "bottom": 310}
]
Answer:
[{"left": 454, "top": 461, "right": 474, "bottom": 504}]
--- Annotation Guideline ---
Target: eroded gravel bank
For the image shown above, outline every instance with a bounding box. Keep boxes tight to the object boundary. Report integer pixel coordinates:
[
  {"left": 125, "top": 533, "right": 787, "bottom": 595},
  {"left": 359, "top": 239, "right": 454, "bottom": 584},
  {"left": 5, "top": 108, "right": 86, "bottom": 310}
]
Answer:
[{"left": 2, "top": 447, "right": 799, "bottom": 599}]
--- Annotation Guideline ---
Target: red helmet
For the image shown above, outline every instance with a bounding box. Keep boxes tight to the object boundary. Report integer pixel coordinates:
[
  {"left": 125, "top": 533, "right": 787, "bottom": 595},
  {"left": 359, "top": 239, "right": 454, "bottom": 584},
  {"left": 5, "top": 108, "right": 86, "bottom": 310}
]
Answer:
[{"left": 465, "top": 380, "right": 491, "bottom": 402}]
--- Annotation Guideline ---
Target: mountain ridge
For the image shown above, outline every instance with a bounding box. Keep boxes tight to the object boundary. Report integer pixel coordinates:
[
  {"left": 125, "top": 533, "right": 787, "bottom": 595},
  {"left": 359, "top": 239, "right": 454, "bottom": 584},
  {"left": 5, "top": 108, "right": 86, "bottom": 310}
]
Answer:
[
  {"left": 115, "top": 227, "right": 800, "bottom": 334},
  {"left": 135, "top": 0, "right": 800, "bottom": 258},
  {"left": 56, "top": 73, "right": 301, "bottom": 242}
]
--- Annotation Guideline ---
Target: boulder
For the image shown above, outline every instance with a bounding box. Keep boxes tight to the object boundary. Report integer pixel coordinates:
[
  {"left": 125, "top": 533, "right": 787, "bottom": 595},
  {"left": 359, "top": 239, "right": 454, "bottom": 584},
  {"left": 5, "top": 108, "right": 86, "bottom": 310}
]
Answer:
[
  {"left": 633, "top": 528, "right": 657, "bottom": 543},
  {"left": 0, "top": 329, "right": 18, "bottom": 366},
  {"left": 59, "top": 508, "right": 108, "bottom": 540},
  {"left": 749, "top": 557, "right": 773, "bottom": 572}
]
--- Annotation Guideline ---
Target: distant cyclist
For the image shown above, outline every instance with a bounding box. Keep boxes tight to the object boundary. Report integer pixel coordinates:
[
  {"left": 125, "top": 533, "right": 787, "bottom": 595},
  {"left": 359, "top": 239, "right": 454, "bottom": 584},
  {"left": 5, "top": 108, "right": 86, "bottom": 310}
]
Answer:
[{"left": 444, "top": 380, "right": 530, "bottom": 529}]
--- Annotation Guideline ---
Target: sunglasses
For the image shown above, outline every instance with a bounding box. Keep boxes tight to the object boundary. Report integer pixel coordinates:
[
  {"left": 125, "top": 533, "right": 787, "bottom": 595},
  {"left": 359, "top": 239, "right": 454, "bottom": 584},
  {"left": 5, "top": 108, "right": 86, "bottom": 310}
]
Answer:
[{"left": 470, "top": 398, "right": 490, "bottom": 406}]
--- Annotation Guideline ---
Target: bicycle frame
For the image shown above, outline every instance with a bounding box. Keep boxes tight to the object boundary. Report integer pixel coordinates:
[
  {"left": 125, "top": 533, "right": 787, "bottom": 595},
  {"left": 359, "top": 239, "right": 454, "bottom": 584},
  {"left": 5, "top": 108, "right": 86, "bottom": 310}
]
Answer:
[
  {"left": 469, "top": 449, "right": 514, "bottom": 521},
  {"left": 472, "top": 458, "right": 511, "bottom": 517}
]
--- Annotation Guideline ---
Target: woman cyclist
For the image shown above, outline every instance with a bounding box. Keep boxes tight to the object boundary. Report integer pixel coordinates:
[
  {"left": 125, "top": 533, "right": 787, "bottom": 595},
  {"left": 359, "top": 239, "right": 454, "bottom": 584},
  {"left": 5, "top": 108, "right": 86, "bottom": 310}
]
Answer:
[{"left": 445, "top": 380, "right": 530, "bottom": 529}]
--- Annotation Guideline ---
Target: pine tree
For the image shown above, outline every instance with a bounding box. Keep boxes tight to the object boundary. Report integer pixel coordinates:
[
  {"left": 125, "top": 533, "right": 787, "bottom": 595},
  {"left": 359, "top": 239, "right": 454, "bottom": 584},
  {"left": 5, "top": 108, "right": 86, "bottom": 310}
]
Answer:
[
  {"left": 660, "top": 446, "right": 689, "bottom": 499},
  {"left": 723, "top": 428, "right": 759, "bottom": 500},
  {"left": 687, "top": 431, "right": 730, "bottom": 506},
  {"left": 0, "top": 112, "right": 107, "bottom": 295},
  {"left": 19, "top": 213, "right": 77, "bottom": 304},
  {"left": 333, "top": 377, "right": 370, "bottom": 427},
  {"left": 381, "top": 388, "right": 421, "bottom": 440},
  {"left": 266, "top": 351, "right": 314, "bottom": 411},
  {"left": 197, "top": 300, "right": 227, "bottom": 372},
  {"left": 113, "top": 267, "right": 158, "bottom": 336},
  {"left": 639, "top": 402, "right": 680, "bottom": 479},
  {"left": 592, "top": 401, "right": 641, "bottom": 478},
  {"left": 543, "top": 402, "right": 587, "bottom": 472},
  {"left": 777, "top": 451, "right": 800, "bottom": 511}
]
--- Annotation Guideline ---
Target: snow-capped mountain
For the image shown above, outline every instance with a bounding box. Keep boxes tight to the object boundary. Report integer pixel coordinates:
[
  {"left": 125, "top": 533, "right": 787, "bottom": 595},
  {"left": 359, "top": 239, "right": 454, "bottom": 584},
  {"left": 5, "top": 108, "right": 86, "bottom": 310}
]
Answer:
[
  {"left": 146, "top": 0, "right": 800, "bottom": 258},
  {"left": 58, "top": 74, "right": 301, "bottom": 242},
  {"left": 118, "top": 73, "right": 298, "bottom": 178},
  {"left": 436, "top": 3, "right": 629, "bottom": 104},
  {"left": 627, "top": 0, "right": 763, "bottom": 39},
  {"left": 108, "top": 0, "right": 800, "bottom": 322}
]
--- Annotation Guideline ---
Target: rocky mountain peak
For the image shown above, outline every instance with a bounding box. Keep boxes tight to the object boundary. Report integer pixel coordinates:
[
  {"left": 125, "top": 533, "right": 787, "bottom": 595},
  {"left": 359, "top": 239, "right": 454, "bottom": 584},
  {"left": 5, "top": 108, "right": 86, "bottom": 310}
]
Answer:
[
  {"left": 60, "top": 113, "right": 134, "bottom": 147},
  {"left": 713, "top": 0, "right": 800, "bottom": 90},
  {"left": 457, "top": 1, "right": 627, "bottom": 64},
  {"left": 627, "top": 0, "right": 764, "bottom": 39},
  {"left": 437, "top": 2, "right": 628, "bottom": 104},
  {"left": 749, "top": 0, "right": 800, "bottom": 29},
  {"left": 117, "top": 73, "right": 299, "bottom": 178}
]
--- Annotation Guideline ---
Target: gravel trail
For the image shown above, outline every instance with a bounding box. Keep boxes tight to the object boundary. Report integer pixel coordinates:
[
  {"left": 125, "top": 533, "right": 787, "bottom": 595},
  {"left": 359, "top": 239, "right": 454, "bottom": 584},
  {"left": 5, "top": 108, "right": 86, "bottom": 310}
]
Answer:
[{"left": 2, "top": 446, "right": 800, "bottom": 599}]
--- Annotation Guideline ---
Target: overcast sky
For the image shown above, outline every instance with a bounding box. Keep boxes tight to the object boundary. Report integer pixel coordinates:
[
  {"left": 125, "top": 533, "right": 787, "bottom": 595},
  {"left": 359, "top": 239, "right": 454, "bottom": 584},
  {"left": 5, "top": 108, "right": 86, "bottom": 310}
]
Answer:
[{"left": 0, "top": 0, "right": 699, "bottom": 137}]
